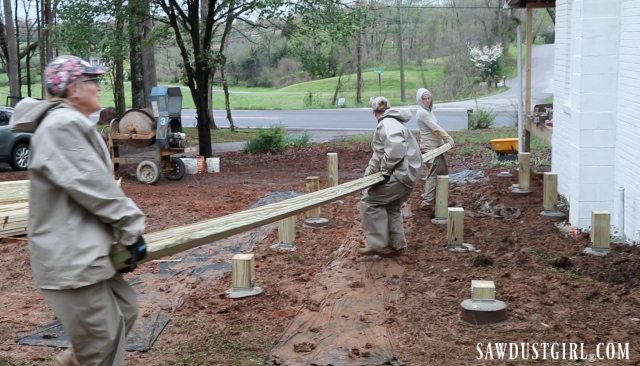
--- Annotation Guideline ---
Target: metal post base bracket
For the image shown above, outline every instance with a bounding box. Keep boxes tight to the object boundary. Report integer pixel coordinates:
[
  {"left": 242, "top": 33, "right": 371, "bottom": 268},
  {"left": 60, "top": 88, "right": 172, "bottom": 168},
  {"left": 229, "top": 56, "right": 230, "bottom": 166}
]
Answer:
[
  {"left": 511, "top": 185, "right": 532, "bottom": 194},
  {"left": 431, "top": 217, "right": 447, "bottom": 225},
  {"left": 583, "top": 247, "right": 610, "bottom": 257},
  {"left": 539, "top": 210, "right": 565, "bottom": 220},
  {"left": 304, "top": 217, "right": 330, "bottom": 228},
  {"left": 448, "top": 243, "right": 477, "bottom": 252},
  {"left": 270, "top": 243, "right": 297, "bottom": 252},
  {"left": 226, "top": 286, "right": 263, "bottom": 299}
]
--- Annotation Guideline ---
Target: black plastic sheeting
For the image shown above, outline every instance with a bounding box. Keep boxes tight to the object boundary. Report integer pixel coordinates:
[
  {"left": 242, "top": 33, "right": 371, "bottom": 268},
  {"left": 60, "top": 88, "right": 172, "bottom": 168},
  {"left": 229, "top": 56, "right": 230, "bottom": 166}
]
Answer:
[
  {"left": 18, "top": 311, "right": 170, "bottom": 352},
  {"left": 19, "top": 191, "right": 303, "bottom": 351}
]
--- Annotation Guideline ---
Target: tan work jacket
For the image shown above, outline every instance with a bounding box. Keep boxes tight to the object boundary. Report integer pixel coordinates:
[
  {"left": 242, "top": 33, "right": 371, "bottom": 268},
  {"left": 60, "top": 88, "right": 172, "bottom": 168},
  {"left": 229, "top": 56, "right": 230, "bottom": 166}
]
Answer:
[
  {"left": 11, "top": 99, "right": 145, "bottom": 290},
  {"left": 365, "top": 109, "right": 422, "bottom": 189}
]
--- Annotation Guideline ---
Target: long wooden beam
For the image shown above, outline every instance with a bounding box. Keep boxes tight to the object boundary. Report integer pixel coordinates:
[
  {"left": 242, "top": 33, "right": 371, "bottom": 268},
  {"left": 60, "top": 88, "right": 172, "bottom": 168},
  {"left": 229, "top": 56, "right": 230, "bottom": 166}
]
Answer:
[
  {"left": 7, "top": 143, "right": 452, "bottom": 265},
  {"left": 142, "top": 143, "right": 452, "bottom": 262}
]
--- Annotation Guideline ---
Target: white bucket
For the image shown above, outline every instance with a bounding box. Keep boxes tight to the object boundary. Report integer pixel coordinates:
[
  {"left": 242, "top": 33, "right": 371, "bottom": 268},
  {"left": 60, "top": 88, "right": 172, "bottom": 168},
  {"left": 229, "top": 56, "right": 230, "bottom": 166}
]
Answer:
[
  {"left": 180, "top": 158, "right": 198, "bottom": 174},
  {"left": 206, "top": 157, "right": 220, "bottom": 173}
]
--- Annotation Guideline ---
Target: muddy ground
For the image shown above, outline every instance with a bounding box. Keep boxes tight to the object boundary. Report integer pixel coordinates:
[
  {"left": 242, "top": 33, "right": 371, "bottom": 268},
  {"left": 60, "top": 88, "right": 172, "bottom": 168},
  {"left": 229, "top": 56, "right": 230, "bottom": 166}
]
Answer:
[{"left": 1, "top": 136, "right": 639, "bottom": 365}]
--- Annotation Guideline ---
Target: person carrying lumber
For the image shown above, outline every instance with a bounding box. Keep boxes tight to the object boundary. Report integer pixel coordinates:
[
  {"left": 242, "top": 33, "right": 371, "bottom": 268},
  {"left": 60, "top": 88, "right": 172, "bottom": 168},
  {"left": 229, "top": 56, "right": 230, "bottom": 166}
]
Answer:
[
  {"left": 359, "top": 96, "right": 422, "bottom": 256},
  {"left": 10, "top": 55, "right": 147, "bottom": 366},
  {"left": 415, "top": 88, "right": 455, "bottom": 209}
]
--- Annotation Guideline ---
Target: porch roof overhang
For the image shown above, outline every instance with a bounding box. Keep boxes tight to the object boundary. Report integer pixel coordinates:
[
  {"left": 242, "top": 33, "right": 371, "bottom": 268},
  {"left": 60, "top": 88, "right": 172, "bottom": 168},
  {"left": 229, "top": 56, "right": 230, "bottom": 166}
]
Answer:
[{"left": 505, "top": 0, "right": 555, "bottom": 8}]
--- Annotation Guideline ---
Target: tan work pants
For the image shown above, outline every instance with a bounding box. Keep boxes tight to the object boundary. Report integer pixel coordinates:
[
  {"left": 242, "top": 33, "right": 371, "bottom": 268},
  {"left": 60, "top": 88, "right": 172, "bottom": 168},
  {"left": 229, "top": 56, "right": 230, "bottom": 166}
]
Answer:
[
  {"left": 360, "top": 177, "right": 413, "bottom": 251},
  {"left": 42, "top": 274, "right": 138, "bottom": 366},
  {"left": 422, "top": 154, "right": 448, "bottom": 203}
]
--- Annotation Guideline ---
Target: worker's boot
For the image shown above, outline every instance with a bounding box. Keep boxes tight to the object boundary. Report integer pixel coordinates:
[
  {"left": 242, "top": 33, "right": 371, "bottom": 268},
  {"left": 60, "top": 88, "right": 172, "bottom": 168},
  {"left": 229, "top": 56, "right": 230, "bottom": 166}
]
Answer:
[
  {"left": 52, "top": 349, "right": 79, "bottom": 366},
  {"left": 357, "top": 246, "right": 382, "bottom": 256}
]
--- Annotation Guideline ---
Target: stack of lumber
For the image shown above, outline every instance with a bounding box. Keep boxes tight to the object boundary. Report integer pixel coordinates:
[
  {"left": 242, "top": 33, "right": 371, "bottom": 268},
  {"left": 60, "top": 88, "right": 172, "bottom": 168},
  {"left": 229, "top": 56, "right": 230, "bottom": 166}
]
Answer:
[
  {"left": 0, "top": 180, "right": 29, "bottom": 238},
  {"left": 0, "top": 180, "right": 29, "bottom": 204},
  {"left": 1, "top": 202, "right": 29, "bottom": 238}
]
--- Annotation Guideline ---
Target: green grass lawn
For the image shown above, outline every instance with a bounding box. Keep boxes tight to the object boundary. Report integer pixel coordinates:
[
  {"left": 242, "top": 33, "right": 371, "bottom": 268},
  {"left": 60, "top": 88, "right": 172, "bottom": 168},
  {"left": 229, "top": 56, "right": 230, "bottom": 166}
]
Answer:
[{"left": 1, "top": 61, "right": 511, "bottom": 111}]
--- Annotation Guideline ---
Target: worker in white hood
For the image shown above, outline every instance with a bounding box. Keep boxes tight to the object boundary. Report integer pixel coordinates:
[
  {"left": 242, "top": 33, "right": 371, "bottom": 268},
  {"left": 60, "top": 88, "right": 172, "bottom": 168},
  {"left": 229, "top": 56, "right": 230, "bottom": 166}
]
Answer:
[
  {"left": 415, "top": 88, "right": 454, "bottom": 209},
  {"left": 358, "top": 97, "right": 422, "bottom": 256}
]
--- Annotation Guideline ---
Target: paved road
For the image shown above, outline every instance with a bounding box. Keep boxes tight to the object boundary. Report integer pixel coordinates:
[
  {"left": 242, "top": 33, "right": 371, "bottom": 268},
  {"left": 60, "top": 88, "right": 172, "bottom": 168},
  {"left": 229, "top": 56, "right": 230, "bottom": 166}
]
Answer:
[
  {"left": 88, "top": 44, "right": 553, "bottom": 133},
  {"left": 174, "top": 44, "right": 553, "bottom": 133}
]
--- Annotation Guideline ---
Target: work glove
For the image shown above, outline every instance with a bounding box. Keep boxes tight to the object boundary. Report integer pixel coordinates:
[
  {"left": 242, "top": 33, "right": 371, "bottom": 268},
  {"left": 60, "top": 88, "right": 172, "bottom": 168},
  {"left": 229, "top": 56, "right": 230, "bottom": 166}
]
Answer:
[
  {"left": 119, "top": 235, "right": 147, "bottom": 273},
  {"left": 445, "top": 136, "right": 455, "bottom": 147},
  {"left": 374, "top": 174, "right": 391, "bottom": 187}
]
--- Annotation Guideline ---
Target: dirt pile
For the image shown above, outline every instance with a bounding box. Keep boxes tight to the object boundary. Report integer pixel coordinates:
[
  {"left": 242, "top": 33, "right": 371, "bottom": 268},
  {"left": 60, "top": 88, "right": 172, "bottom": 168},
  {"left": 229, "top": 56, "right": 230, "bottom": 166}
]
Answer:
[{"left": 1, "top": 140, "right": 639, "bottom": 365}]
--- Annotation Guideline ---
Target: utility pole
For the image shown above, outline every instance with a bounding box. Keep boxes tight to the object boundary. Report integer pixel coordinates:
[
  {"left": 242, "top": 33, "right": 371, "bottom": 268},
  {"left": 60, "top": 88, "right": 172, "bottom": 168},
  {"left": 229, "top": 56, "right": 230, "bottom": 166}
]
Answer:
[{"left": 396, "top": 0, "right": 405, "bottom": 102}]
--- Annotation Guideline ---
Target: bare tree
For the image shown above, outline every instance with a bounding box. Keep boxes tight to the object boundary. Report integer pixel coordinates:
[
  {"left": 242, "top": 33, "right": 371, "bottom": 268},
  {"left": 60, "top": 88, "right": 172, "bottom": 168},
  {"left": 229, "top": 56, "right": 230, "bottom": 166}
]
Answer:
[{"left": 2, "top": 0, "right": 20, "bottom": 104}]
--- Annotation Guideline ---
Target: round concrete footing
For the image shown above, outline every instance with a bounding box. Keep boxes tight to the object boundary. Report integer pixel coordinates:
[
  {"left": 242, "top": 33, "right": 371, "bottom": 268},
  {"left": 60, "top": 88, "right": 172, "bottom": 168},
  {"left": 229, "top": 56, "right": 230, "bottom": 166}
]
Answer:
[
  {"left": 497, "top": 171, "right": 513, "bottom": 177},
  {"left": 303, "top": 217, "right": 330, "bottom": 228},
  {"left": 270, "top": 242, "right": 297, "bottom": 252},
  {"left": 431, "top": 217, "right": 447, "bottom": 225},
  {"left": 226, "top": 286, "right": 263, "bottom": 299},
  {"left": 583, "top": 246, "right": 610, "bottom": 256},
  {"left": 539, "top": 210, "right": 565, "bottom": 220},
  {"left": 460, "top": 299, "right": 508, "bottom": 325},
  {"left": 448, "top": 243, "right": 476, "bottom": 252}
]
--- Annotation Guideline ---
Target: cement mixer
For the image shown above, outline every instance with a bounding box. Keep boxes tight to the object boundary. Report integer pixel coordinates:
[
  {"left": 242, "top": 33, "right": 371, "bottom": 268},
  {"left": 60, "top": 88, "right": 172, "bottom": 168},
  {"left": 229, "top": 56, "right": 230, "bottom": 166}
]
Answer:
[{"left": 107, "top": 86, "right": 188, "bottom": 184}]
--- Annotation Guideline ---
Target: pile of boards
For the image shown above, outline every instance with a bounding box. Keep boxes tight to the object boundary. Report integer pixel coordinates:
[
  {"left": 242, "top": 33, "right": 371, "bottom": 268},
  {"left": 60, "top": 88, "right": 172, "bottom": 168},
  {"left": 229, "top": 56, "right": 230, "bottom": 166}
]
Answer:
[{"left": 0, "top": 180, "right": 29, "bottom": 238}]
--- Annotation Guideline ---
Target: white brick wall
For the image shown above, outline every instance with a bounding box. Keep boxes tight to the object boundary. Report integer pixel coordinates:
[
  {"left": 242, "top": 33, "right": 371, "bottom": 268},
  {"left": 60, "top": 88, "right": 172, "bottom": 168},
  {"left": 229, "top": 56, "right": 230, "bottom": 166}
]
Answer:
[
  {"left": 554, "top": 0, "right": 640, "bottom": 242},
  {"left": 553, "top": 0, "right": 620, "bottom": 230},
  {"left": 615, "top": 0, "right": 640, "bottom": 242}
]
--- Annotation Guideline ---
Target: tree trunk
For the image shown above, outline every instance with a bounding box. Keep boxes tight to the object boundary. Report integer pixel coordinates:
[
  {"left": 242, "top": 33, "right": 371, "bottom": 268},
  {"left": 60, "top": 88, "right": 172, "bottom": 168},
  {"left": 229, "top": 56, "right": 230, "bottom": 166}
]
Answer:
[
  {"left": 129, "top": 0, "right": 145, "bottom": 108},
  {"left": 114, "top": 0, "right": 126, "bottom": 114},
  {"left": 3, "top": 0, "right": 20, "bottom": 105},
  {"left": 332, "top": 74, "right": 343, "bottom": 105},
  {"left": 356, "top": 31, "right": 362, "bottom": 105},
  {"left": 141, "top": 0, "right": 156, "bottom": 107},
  {"left": 193, "top": 65, "right": 213, "bottom": 157},
  {"left": 396, "top": 0, "right": 405, "bottom": 102},
  {"left": 221, "top": 64, "right": 235, "bottom": 131}
]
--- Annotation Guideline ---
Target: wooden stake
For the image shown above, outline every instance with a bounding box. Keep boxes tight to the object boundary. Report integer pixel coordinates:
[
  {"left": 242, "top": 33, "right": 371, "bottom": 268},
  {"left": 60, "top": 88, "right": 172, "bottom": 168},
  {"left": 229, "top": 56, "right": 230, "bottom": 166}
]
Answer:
[
  {"left": 306, "top": 176, "right": 321, "bottom": 218},
  {"left": 591, "top": 211, "right": 610, "bottom": 250},
  {"left": 542, "top": 172, "right": 558, "bottom": 211},
  {"left": 327, "top": 153, "right": 338, "bottom": 187},
  {"left": 232, "top": 253, "right": 255, "bottom": 289},
  {"left": 471, "top": 280, "right": 495, "bottom": 301},
  {"left": 518, "top": 152, "right": 531, "bottom": 191},
  {"left": 434, "top": 175, "right": 449, "bottom": 220},
  {"left": 278, "top": 216, "right": 296, "bottom": 244},
  {"left": 447, "top": 207, "right": 464, "bottom": 247}
]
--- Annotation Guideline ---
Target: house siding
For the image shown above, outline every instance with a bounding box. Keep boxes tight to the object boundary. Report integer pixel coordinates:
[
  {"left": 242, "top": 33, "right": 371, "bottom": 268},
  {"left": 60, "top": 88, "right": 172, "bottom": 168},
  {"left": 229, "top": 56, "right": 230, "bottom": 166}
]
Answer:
[
  {"left": 553, "top": 0, "right": 622, "bottom": 232},
  {"left": 615, "top": 0, "right": 640, "bottom": 242}
]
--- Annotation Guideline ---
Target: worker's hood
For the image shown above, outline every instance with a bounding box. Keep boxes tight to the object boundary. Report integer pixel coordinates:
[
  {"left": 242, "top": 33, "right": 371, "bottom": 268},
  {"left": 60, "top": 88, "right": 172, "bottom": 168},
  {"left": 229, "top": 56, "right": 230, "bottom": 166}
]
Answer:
[
  {"left": 378, "top": 108, "right": 412, "bottom": 123},
  {"left": 10, "top": 97, "right": 65, "bottom": 133},
  {"left": 416, "top": 88, "right": 433, "bottom": 111}
]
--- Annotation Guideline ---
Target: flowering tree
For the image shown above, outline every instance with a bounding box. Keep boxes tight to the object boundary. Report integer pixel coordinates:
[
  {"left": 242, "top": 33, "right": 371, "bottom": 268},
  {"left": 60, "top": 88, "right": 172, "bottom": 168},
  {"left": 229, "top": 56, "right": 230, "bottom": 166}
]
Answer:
[{"left": 468, "top": 43, "right": 504, "bottom": 84}]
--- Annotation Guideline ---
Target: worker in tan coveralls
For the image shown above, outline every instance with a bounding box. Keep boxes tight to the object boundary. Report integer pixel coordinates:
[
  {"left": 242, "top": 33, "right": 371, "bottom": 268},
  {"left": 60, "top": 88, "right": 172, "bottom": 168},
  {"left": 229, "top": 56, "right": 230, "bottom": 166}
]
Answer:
[
  {"left": 358, "top": 97, "right": 422, "bottom": 256},
  {"left": 10, "top": 56, "right": 147, "bottom": 366},
  {"left": 415, "top": 88, "right": 454, "bottom": 209}
]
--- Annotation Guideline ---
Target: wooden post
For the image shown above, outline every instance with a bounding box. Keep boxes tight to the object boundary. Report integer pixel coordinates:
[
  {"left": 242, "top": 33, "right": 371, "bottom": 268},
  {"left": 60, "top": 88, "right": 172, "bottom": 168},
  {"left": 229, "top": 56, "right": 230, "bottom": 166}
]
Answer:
[
  {"left": 278, "top": 216, "right": 296, "bottom": 244},
  {"left": 327, "top": 153, "right": 339, "bottom": 187},
  {"left": 542, "top": 172, "right": 558, "bottom": 211},
  {"left": 471, "top": 280, "right": 495, "bottom": 301},
  {"left": 232, "top": 253, "right": 255, "bottom": 288},
  {"left": 591, "top": 211, "right": 611, "bottom": 250},
  {"left": 432, "top": 175, "right": 449, "bottom": 224},
  {"left": 524, "top": 4, "right": 533, "bottom": 152},
  {"left": 306, "top": 176, "right": 321, "bottom": 218},
  {"left": 447, "top": 207, "right": 464, "bottom": 248},
  {"left": 516, "top": 152, "right": 531, "bottom": 192}
]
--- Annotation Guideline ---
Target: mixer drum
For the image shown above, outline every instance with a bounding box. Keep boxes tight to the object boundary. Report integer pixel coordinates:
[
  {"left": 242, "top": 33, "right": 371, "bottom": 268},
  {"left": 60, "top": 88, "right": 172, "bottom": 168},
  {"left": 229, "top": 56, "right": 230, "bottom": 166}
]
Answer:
[{"left": 118, "top": 108, "right": 156, "bottom": 147}]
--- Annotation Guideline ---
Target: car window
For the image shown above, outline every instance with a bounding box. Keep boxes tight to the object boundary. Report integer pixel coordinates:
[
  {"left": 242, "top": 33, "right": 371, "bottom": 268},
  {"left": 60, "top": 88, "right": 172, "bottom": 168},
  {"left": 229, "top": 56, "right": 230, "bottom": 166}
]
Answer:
[{"left": 0, "top": 111, "right": 8, "bottom": 126}]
